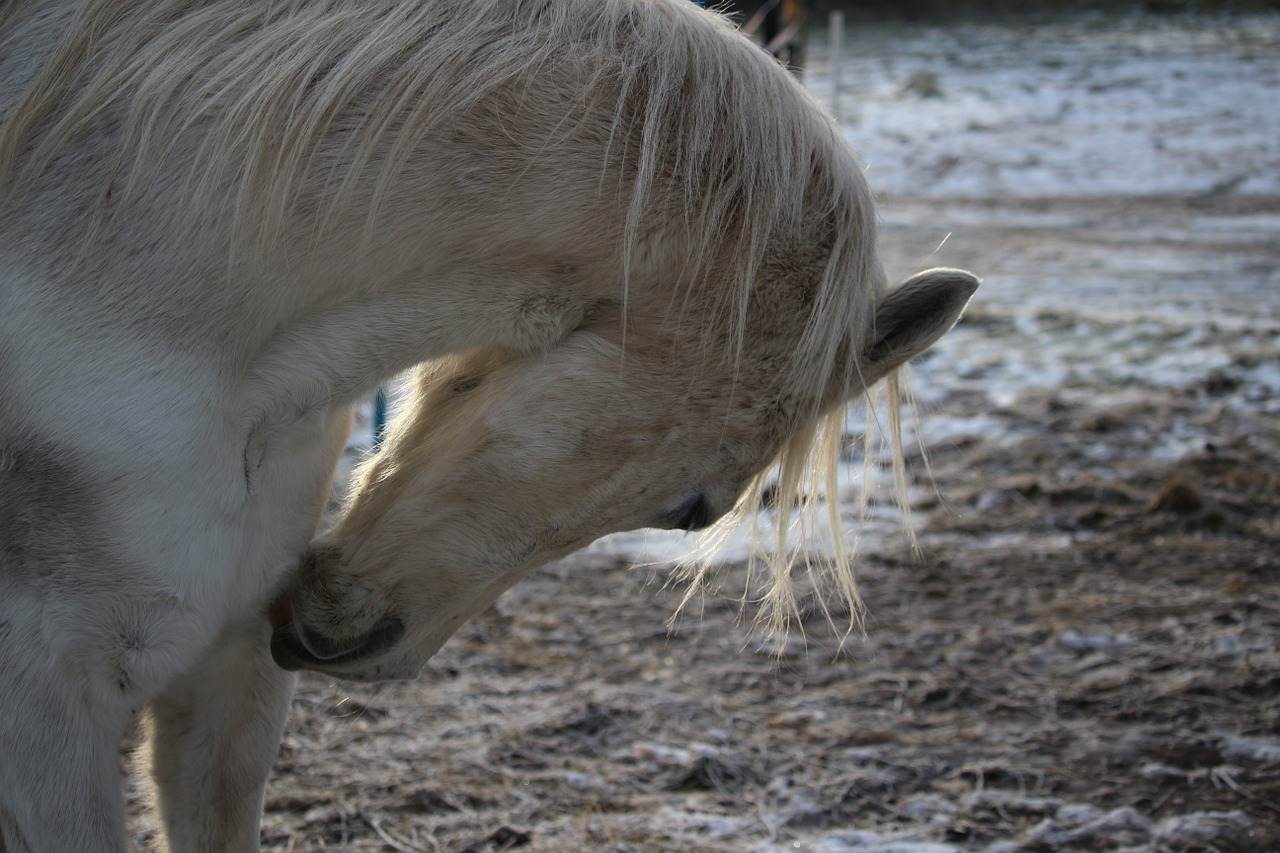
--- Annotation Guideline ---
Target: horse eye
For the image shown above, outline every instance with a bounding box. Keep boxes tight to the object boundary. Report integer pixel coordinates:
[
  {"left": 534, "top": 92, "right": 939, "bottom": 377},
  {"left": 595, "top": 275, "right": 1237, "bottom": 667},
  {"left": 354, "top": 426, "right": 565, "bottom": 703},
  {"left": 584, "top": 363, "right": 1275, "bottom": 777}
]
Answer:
[{"left": 658, "top": 492, "right": 714, "bottom": 532}]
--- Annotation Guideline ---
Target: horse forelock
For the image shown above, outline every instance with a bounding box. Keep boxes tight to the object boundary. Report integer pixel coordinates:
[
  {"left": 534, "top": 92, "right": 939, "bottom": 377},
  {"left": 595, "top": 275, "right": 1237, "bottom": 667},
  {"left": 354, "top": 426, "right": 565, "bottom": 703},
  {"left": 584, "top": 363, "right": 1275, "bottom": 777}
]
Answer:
[{"left": 635, "top": 27, "right": 891, "bottom": 640}]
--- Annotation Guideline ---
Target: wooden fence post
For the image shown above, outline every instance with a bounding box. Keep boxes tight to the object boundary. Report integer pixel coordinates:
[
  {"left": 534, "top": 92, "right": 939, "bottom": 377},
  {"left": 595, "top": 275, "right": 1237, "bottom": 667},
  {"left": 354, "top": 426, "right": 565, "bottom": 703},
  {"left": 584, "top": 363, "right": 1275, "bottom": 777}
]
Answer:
[{"left": 830, "top": 10, "right": 844, "bottom": 122}]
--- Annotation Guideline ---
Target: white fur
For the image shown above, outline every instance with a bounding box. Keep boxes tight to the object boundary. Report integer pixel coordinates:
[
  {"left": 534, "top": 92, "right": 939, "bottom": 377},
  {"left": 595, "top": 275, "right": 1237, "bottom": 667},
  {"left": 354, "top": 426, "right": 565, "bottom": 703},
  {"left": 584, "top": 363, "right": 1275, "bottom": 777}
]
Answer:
[{"left": 0, "top": 1, "right": 975, "bottom": 849}]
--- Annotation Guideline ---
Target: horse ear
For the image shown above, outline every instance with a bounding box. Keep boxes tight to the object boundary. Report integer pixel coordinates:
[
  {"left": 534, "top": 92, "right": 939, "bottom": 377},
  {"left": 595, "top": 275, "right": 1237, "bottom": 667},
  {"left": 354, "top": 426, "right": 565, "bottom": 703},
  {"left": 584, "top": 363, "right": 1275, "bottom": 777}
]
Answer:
[{"left": 861, "top": 267, "right": 979, "bottom": 386}]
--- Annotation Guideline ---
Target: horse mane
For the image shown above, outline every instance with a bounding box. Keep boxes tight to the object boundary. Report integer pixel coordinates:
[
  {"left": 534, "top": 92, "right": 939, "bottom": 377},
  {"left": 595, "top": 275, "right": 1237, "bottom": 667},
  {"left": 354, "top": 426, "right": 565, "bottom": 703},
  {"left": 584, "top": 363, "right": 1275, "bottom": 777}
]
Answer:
[{"left": 0, "top": 0, "right": 903, "bottom": 638}]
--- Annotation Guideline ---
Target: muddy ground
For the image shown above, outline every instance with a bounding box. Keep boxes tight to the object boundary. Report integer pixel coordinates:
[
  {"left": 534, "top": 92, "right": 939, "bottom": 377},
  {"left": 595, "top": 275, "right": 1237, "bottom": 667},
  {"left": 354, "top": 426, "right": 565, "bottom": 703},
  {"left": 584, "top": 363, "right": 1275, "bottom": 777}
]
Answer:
[{"left": 127, "top": 15, "right": 1279, "bottom": 853}]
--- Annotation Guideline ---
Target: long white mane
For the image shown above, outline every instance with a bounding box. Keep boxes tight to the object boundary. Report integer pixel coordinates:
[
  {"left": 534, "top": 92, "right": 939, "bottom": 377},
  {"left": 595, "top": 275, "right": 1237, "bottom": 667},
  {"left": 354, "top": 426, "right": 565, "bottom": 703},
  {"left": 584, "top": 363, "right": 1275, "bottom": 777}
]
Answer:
[{"left": 0, "top": 0, "right": 902, "bottom": 635}]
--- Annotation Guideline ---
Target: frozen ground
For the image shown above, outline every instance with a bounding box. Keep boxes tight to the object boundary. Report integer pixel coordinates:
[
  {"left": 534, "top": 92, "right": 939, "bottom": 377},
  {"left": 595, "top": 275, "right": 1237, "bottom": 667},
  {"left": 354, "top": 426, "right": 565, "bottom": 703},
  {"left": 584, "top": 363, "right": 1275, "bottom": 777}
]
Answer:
[{"left": 129, "top": 12, "right": 1280, "bottom": 853}]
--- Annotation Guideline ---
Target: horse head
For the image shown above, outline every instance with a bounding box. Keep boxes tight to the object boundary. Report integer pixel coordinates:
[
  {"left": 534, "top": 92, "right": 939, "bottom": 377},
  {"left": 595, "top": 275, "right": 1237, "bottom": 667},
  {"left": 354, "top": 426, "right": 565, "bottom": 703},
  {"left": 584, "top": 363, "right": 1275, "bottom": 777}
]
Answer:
[{"left": 270, "top": 262, "right": 976, "bottom": 680}]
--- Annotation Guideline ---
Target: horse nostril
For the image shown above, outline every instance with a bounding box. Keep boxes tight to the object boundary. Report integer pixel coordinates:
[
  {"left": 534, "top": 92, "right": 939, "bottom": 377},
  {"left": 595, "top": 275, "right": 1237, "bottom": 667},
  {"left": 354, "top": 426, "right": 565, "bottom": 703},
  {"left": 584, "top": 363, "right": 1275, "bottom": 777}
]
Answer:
[
  {"left": 658, "top": 492, "right": 714, "bottom": 531},
  {"left": 296, "top": 615, "right": 405, "bottom": 662},
  {"left": 271, "top": 614, "right": 405, "bottom": 673}
]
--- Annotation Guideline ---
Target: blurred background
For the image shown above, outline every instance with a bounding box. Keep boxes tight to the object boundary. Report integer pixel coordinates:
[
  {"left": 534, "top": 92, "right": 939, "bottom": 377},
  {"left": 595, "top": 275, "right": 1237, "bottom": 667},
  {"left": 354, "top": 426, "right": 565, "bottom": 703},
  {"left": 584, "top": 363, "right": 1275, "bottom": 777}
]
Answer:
[{"left": 717, "top": 0, "right": 1280, "bottom": 18}]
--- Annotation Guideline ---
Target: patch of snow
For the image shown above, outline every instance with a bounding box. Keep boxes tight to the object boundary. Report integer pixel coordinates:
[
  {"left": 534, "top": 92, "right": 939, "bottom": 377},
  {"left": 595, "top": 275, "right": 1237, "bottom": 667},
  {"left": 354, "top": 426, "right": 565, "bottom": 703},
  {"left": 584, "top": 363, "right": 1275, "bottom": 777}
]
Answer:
[
  {"left": 1155, "top": 810, "right": 1256, "bottom": 844},
  {"left": 810, "top": 18, "right": 1280, "bottom": 199},
  {"left": 1058, "top": 630, "right": 1134, "bottom": 653},
  {"left": 753, "top": 830, "right": 961, "bottom": 853},
  {"left": 1220, "top": 734, "right": 1280, "bottom": 764},
  {"left": 1028, "top": 804, "right": 1151, "bottom": 847}
]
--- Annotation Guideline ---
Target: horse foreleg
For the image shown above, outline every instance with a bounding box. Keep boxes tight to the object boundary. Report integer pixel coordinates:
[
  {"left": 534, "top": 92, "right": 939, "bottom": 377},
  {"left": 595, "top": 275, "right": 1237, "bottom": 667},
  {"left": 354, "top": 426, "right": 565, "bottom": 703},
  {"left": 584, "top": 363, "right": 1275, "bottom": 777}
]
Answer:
[
  {"left": 146, "top": 403, "right": 354, "bottom": 850},
  {"left": 0, "top": 642, "right": 130, "bottom": 853},
  {"left": 144, "top": 618, "right": 295, "bottom": 853}
]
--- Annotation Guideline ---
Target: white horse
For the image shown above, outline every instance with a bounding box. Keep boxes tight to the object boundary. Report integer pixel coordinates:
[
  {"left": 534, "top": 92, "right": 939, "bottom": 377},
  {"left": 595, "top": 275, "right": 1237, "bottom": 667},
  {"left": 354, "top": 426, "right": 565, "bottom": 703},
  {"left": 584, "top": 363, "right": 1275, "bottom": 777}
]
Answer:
[{"left": 0, "top": 0, "right": 976, "bottom": 849}]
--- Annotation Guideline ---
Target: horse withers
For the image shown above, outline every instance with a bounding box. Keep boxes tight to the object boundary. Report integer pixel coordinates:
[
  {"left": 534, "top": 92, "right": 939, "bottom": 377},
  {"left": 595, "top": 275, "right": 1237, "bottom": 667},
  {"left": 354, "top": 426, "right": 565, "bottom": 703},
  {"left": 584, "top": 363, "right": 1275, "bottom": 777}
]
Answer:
[{"left": 0, "top": 1, "right": 977, "bottom": 849}]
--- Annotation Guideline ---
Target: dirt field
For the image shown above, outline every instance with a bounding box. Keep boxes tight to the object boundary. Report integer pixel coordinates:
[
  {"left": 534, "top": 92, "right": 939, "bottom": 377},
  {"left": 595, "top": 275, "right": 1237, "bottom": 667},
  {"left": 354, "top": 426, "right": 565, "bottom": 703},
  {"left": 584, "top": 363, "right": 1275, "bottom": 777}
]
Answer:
[{"left": 127, "top": 13, "right": 1280, "bottom": 853}]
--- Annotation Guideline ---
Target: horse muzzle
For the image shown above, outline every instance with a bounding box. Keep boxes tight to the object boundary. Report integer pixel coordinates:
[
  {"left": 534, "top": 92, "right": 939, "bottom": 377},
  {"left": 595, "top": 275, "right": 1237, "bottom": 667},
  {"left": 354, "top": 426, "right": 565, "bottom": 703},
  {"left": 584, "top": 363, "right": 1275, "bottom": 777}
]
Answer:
[{"left": 268, "top": 593, "right": 405, "bottom": 676}]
